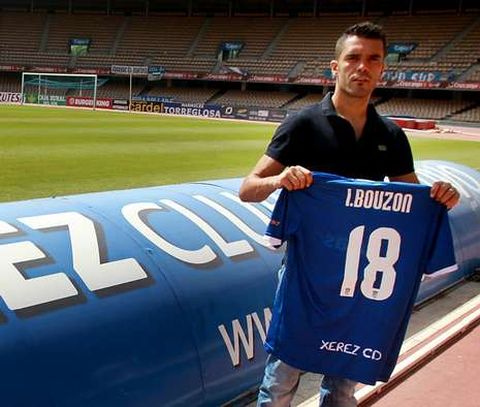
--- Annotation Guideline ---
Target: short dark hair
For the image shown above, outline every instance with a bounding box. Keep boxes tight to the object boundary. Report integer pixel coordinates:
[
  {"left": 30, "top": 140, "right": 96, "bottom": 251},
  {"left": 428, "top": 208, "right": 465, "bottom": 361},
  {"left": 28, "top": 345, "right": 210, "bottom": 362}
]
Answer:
[{"left": 335, "top": 21, "right": 387, "bottom": 58}]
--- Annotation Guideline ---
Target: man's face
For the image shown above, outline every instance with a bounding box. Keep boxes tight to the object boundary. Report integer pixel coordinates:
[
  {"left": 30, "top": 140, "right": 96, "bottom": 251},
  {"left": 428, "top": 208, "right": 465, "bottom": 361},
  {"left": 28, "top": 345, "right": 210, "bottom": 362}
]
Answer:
[{"left": 330, "top": 35, "right": 385, "bottom": 99}]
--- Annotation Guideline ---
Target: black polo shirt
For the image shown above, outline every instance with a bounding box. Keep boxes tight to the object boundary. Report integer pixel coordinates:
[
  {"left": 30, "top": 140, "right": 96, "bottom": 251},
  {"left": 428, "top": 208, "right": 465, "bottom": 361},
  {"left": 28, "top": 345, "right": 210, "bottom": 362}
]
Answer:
[{"left": 266, "top": 93, "right": 414, "bottom": 181}]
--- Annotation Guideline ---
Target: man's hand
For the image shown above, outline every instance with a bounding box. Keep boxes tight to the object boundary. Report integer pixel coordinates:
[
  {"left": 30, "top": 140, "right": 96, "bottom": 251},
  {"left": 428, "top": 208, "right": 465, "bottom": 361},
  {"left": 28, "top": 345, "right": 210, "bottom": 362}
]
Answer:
[
  {"left": 276, "top": 165, "right": 313, "bottom": 191},
  {"left": 239, "top": 156, "right": 313, "bottom": 202},
  {"left": 389, "top": 172, "right": 460, "bottom": 211},
  {"left": 430, "top": 181, "right": 460, "bottom": 210}
]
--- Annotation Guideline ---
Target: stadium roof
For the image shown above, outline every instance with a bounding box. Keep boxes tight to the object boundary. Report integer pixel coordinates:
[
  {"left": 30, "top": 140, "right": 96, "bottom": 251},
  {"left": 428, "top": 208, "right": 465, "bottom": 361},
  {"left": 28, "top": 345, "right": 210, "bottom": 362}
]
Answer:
[{"left": 0, "top": 0, "right": 477, "bottom": 15}]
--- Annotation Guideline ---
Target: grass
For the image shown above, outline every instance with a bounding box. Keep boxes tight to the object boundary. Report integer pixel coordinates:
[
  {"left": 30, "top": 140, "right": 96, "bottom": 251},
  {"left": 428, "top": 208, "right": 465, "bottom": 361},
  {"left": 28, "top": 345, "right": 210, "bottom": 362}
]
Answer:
[
  {"left": 0, "top": 104, "right": 479, "bottom": 203},
  {"left": 0, "top": 105, "right": 274, "bottom": 202},
  {"left": 406, "top": 137, "right": 480, "bottom": 170}
]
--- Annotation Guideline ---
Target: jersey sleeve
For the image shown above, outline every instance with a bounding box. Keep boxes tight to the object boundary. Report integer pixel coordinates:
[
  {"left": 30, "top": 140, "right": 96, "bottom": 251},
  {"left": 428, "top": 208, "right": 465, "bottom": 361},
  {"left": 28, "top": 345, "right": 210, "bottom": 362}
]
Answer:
[
  {"left": 264, "top": 189, "right": 298, "bottom": 248},
  {"left": 423, "top": 208, "right": 458, "bottom": 279}
]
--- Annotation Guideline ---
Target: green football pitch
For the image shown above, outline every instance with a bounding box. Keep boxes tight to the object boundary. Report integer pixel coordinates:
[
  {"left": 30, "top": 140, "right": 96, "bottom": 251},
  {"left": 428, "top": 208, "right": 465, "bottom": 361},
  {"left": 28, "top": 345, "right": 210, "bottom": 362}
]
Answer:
[{"left": 1, "top": 105, "right": 479, "bottom": 203}]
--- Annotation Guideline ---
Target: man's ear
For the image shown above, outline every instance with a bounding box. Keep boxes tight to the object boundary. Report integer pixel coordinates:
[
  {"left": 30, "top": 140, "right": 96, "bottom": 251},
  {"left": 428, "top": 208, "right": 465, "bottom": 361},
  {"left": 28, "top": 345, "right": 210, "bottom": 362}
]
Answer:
[
  {"left": 330, "top": 60, "right": 338, "bottom": 78},
  {"left": 377, "top": 63, "right": 385, "bottom": 83}
]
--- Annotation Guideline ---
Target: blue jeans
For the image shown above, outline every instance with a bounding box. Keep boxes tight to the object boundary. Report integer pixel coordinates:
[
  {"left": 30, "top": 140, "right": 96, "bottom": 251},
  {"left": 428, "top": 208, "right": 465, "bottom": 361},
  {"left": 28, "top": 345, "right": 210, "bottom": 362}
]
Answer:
[{"left": 257, "top": 354, "right": 357, "bottom": 407}]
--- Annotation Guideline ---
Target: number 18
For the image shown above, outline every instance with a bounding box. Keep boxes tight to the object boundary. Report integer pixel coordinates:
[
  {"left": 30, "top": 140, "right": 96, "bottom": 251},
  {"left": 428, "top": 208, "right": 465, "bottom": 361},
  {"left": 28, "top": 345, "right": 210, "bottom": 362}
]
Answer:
[{"left": 340, "top": 226, "right": 401, "bottom": 301}]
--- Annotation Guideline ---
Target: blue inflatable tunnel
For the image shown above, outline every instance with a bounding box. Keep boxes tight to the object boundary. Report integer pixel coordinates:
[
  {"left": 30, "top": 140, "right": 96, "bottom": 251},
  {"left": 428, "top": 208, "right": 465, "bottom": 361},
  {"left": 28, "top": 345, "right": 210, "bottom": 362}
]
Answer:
[{"left": 0, "top": 160, "right": 477, "bottom": 406}]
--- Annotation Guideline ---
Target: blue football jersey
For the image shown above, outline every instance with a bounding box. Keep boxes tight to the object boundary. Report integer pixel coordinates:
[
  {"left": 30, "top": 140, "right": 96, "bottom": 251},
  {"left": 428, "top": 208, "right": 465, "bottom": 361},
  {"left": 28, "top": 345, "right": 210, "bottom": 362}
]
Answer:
[{"left": 265, "top": 172, "right": 457, "bottom": 385}]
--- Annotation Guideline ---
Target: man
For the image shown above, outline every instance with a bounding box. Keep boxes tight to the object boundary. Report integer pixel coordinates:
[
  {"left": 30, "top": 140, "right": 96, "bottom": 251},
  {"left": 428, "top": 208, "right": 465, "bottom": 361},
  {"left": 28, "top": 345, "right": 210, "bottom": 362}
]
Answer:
[{"left": 239, "top": 22, "right": 460, "bottom": 407}]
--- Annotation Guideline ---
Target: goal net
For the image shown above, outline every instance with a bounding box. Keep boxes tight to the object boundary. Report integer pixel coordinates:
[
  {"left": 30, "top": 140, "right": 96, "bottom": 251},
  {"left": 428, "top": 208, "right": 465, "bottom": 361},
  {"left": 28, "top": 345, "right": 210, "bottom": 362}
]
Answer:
[{"left": 21, "top": 72, "right": 104, "bottom": 109}]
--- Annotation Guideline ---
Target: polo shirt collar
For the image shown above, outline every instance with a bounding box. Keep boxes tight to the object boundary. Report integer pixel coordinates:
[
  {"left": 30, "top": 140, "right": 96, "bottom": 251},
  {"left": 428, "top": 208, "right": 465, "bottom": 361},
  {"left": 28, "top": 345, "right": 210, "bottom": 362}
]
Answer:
[
  {"left": 320, "top": 92, "right": 379, "bottom": 120},
  {"left": 320, "top": 92, "right": 337, "bottom": 116}
]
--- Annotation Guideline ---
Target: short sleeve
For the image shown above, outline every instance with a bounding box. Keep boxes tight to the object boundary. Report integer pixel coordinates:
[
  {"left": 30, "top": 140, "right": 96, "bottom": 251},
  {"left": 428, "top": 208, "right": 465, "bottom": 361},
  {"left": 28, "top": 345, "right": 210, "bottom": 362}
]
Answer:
[
  {"left": 424, "top": 208, "right": 458, "bottom": 279},
  {"left": 265, "top": 112, "right": 301, "bottom": 166},
  {"left": 265, "top": 189, "right": 300, "bottom": 248},
  {"left": 386, "top": 125, "right": 415, "bottom": 177}
]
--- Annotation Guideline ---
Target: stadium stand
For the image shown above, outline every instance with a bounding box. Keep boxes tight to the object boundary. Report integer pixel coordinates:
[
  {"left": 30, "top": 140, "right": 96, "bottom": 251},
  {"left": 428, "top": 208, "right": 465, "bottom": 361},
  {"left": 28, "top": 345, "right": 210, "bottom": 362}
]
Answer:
[
  {"left": 75, "top": 16, "right": 208, "bottom": 70},
  {"left": 147, "top": 86, "right": 219, "bottom": 104},
  {"left": 0, "top": 12, "right": 71, "bottom": 68},
  {"left": 24, "top": 84, "right": 69, "bottom": 96},
  {"left": 212, "top": 89, "right": 297, "bottom": 108},
  {"left": 184, "top": 17, "right": 281, "bottom": 76},
  {"left": 382, "top": 14, "right": 475, "bottom": 61},
  {"left": 46, "top": 14, "right": 123, "bottom": 54},
  {"left": 377, "top": 16, "right": 476, "bottom": 82},
  {"left": 466, "top": 66, "right": 480, "bottom": 81},
  {"left": 1, "top": 11, "right": 478, "bottom": 78},
  {"left": 0, "top": 12, "right": 45, "bottom": 56},
  {"left": 375, "top": 98, "right": 476, "bottom": 120},
  {"left": 193, "top": 17, "right": 286, "bottom": 59},
  {"left": 285, "top": 93, "right": 324, "bottom": 110},
  {"left": 68, "top": 81, "right": 144, "bottom": 98},
  {"left": 0, "top": 73, "right": 20, "bottom": 92},
  {"left": 270, "top": 16, "right": 357, "bottom": 60},
  {"left": 222, "top": 57, "right": 296, "bottom": 76},
  {"left": 273, "top": 14, "right": 363, "bottom": 78},
  {"left": 434, "top": 16, "right": 480, "bottom": 72},
  {"left": 120, "top": 16, "right": 205, "bottom": 67},
  {"left": 0, "top": 7, "right": 478, "bottom": 123},
  {"left": 449, "top": 105, "right": 480, "bottom": 122}
]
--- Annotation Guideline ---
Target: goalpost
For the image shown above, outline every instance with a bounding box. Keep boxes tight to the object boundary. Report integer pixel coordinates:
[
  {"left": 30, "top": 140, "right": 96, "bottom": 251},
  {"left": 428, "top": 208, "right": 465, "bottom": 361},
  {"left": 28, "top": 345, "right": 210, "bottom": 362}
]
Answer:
[{"left": 21, "top": 72, "right": 99, "bottom": 110}]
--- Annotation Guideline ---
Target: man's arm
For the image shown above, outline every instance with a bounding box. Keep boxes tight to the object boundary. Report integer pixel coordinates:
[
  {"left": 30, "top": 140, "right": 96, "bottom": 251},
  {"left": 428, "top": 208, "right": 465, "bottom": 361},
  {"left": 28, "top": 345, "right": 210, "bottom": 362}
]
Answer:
[
  {"left": 239, "top": 155, "right": 313, "bottom": 202},
  {"left": 390, "top": 171, "right": 460, "bottom": 210}
]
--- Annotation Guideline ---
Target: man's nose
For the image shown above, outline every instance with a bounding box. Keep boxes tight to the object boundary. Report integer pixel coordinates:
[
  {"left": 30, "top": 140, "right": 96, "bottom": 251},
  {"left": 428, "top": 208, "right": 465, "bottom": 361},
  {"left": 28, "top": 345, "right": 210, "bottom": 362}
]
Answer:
[{"left": 357, "top": 60, "right": 369, "bottom": 72}]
